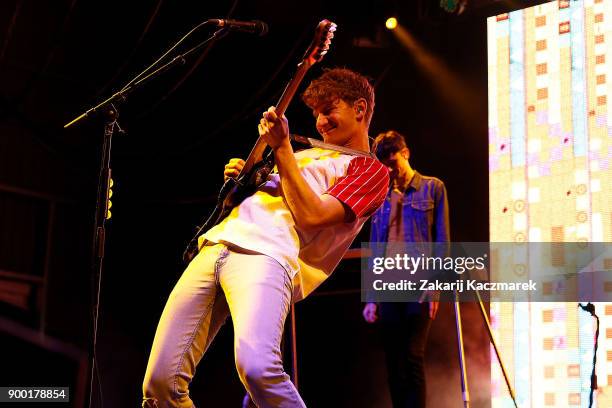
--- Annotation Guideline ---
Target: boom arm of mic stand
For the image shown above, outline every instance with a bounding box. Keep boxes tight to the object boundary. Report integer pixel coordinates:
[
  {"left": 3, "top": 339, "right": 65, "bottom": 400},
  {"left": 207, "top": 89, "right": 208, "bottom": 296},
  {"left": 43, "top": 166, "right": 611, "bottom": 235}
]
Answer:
[{"left": 64, "top": 26, "right": 229, "bottom": 129}]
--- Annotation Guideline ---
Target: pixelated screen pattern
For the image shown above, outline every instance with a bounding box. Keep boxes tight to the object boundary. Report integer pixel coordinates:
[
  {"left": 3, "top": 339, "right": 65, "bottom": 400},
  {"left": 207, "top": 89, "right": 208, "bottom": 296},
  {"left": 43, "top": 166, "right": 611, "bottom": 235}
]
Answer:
[{"left": 488, "top": 1, "right": 612, "bottom": 407}]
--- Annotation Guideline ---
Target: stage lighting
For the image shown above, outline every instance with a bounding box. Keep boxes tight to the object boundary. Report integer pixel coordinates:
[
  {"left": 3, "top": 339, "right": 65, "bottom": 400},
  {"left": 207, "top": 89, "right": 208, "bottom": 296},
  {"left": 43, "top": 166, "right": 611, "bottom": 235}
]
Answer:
[{"left": 385, "top": 17, "right": 398, "bottom": 30}]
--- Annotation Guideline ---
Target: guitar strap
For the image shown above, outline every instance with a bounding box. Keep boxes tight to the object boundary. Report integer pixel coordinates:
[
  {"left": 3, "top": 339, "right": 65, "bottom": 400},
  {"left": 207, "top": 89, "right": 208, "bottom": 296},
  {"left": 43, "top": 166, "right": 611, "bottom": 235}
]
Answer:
[{"left": 291, "top": 134, "right": 377, "bottom": 159}]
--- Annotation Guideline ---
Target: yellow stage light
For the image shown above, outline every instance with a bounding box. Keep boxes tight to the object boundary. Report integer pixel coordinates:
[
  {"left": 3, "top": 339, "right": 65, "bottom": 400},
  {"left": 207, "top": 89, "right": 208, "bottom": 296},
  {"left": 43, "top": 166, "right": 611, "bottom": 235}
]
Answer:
[{"left": 385, "top": 17, "right": 398, "bottom": 30}]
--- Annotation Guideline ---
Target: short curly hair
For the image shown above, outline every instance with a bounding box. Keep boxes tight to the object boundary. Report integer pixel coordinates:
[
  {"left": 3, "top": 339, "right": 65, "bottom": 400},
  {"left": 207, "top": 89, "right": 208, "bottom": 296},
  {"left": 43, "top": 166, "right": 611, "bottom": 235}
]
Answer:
[
  {"left": 372, "top": 130, "right": 408, "bottom": 161},
  {"left": 301, "top": 68, "right": 375, "bottom": 125}
]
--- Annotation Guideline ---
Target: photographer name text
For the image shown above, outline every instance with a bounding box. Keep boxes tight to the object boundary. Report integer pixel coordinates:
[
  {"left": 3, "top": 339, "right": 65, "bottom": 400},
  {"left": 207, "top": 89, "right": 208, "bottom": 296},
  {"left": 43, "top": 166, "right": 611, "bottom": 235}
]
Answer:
[{"left": 372, "top": 279, "right": 538, "bottom": 292}]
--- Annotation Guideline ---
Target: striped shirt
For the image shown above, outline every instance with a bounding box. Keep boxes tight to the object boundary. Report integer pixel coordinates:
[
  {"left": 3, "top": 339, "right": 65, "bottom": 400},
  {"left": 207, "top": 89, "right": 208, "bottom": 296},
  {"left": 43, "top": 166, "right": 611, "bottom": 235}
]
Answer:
[
  {"left": 327, "top": 156, "right": 390, "bottom": 218},
  {"left": 203, "top": 148, "right": 389, "bottom": 301}
]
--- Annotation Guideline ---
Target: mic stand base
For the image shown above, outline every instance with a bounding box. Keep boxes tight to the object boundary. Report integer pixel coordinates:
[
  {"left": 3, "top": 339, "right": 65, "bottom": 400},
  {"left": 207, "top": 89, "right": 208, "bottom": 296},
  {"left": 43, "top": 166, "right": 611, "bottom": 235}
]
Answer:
[{"left": 453, "top": 289, "right": 519, "bottom": 408}]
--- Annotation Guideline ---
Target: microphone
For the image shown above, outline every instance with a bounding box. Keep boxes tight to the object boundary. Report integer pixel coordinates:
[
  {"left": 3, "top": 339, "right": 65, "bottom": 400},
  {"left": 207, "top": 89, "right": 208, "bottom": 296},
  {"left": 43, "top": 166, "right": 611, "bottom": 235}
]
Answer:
[
  {"left": 579, "top": 302, "right": 596, "bottom": 316},
  {"left": 208, "top": 19, "right": 269, "bottom": 36}
]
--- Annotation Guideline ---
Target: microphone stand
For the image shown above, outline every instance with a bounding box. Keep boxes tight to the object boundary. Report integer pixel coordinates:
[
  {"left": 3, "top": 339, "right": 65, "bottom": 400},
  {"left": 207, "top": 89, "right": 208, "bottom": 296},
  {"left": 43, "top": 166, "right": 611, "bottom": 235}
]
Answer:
[
  {"left": 451, "top": 269, "right": 518, "bottom": 408},
  {"left": 64, "top": 26, "right": 229, "bottom": 408},
  {"left": 87, "top": 106, "right": 121, "bottom": 408},
  {"left": 578, "top": 303, "right": 599, "bottom": 408}
]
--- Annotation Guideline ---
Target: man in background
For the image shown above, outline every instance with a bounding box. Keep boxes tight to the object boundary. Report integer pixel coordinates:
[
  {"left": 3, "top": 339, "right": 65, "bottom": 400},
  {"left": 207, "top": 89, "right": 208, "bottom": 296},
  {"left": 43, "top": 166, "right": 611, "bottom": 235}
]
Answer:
[{"left": 363, "top": 130, "right": 450, "bottom": 408}]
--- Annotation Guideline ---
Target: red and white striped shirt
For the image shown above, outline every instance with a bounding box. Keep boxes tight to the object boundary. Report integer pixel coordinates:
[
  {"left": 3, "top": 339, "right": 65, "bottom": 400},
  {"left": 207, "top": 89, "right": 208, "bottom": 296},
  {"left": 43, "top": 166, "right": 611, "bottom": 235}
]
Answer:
[
  {"left": 327, "top": 155, "right": 389, "bottom": 219},
  {"left": 203, "top": 148, "right": 389, "bottom": 300}
]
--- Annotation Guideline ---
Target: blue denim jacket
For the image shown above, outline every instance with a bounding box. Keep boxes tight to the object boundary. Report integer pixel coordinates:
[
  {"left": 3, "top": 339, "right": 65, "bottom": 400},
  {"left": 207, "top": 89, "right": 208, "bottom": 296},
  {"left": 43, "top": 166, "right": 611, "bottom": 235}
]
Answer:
[
  {"left": 369, "top": 171, "right": 450, "bottom": 261},
  {"left": 366, "top": 171, "right": 450, "bottom": 307}
]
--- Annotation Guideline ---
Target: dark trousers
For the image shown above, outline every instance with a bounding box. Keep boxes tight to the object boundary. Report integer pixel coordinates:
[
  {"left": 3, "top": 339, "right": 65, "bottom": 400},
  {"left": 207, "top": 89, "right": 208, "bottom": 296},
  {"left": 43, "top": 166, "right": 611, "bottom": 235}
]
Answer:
[{"left": 379, "top": 302, "right": 432, "bottom": 408}]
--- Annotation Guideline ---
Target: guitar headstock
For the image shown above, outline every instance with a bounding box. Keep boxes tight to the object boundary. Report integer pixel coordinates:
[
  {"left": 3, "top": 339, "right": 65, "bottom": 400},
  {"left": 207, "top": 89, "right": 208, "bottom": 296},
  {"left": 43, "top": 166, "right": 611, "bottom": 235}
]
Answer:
[{"left": 302, "top": 19, "right": 337, "bottom": 66}]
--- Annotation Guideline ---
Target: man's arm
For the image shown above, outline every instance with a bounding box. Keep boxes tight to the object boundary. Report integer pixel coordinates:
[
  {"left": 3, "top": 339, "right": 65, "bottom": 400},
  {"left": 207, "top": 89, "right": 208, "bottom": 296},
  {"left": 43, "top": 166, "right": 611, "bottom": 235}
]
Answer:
[
  {"left": 364, "top": 207, "right": 386, "bottom": 306},
  {"left": 363, "top": 302, "right": 378, "bottom": 323},
  {"left": 420, "top": 179, "right": 450, "bottom": 319},
  {"left": 259, "top": 107, "right": 349, "bottom": 230},
  {"left": 224, "top": 158, "right": 245, "bottom": 181},
  {"left": 434, "top": 180, "right": 451, "bottom": 243},
  {"left": 276, "top": 144, "right": 350, "bottom": 229}
]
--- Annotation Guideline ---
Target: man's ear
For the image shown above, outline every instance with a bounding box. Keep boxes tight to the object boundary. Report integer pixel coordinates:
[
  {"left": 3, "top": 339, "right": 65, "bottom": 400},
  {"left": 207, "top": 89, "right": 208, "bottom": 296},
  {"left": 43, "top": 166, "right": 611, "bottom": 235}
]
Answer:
[
  {"left": 402, "top": 147, "right": 410, "bottom": 161},
  {"left": 354, "top": 98, "right": 367, "bottom": 121}
]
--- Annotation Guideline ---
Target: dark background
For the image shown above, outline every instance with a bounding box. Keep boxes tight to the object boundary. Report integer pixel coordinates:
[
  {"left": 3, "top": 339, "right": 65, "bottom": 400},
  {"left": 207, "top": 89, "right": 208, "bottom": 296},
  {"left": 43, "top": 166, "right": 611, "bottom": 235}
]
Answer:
[{"left": 0, "top": 1, "right": 546, "bottom": 407}]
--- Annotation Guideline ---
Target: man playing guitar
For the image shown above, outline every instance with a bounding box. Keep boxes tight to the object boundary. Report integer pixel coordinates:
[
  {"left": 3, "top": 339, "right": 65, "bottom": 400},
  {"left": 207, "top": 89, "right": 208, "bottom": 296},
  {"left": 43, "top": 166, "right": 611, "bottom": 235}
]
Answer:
[{"left": 142, "top": 66, "right": 388, "bottom": 407}]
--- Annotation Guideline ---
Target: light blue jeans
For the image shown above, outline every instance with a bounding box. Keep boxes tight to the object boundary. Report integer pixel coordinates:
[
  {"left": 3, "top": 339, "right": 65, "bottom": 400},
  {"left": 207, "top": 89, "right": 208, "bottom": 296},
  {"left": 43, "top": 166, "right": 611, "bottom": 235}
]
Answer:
[{"left": 142, "top": 243, "right": 305, "bottom": 407}]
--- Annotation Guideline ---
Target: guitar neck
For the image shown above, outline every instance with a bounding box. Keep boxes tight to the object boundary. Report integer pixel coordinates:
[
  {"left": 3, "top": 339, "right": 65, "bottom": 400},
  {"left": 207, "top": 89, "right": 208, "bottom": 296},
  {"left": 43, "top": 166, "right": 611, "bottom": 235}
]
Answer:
[
  {"left": 237, "top": 19, "right": 336, "bottom": 178},
  {"left": 275, "top": 62, "right": 309, "bottom": 116},
  {"left": 240, "top": 62, "right": 313, "bottom": 173}
]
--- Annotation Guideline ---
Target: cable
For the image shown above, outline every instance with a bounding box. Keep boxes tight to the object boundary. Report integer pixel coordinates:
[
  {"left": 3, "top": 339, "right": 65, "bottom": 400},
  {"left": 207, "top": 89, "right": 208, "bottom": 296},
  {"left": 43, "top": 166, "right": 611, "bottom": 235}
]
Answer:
[
  {"left": 578, "top": 303, "right": 599, "bottom": 408},
  {"left": 0, "top": 0, "right": 23, "bottom": 64},
  {"left": 123, "top": 22, "right": 310, "bottom": 158},
  {"left": 140, "top": 0, "right": 240, "bottom": 112},
  {"left": 16, "top": 0, "right": 80, "bottom": 105},
  {"left": 94, "top": 0, "right": 165, "bottom": 98},
  {"left": 118, "top": 20, "right": 213, "bottom": 93}
]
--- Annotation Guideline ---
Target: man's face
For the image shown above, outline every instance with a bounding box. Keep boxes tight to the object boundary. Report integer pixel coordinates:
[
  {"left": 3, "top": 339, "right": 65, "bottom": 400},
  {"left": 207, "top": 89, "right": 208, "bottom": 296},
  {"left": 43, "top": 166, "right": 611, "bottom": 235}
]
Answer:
[
  {"left": 312, "top": 99, "right": 360, "bottom": 145},
  {"left": 380, "top": 149, "right": 409, "bottom": 179}
]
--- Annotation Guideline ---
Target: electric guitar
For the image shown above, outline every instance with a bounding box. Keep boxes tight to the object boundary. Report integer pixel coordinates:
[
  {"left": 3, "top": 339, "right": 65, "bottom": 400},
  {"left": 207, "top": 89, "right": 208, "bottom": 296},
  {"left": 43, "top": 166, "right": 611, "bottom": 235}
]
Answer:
[{"left": 183, "top": 19, "right": 337, "bottom": 263}]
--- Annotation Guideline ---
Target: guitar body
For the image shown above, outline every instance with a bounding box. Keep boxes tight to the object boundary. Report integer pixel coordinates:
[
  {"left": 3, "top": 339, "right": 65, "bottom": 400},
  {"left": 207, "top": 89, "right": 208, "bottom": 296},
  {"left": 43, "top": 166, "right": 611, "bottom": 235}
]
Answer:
[
  {"left": 183, "top": 153, "right": 275, "bottom": 262},
  {"left": 183, "top": 20, "right": 336, "bottom": 263}
]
